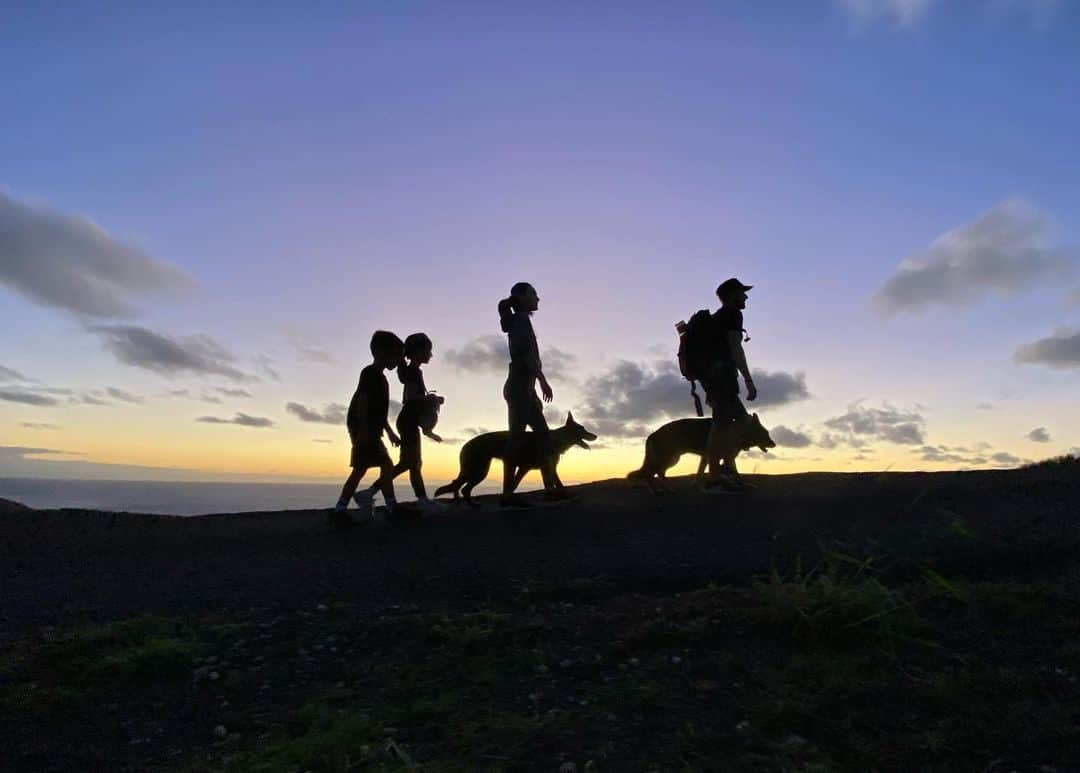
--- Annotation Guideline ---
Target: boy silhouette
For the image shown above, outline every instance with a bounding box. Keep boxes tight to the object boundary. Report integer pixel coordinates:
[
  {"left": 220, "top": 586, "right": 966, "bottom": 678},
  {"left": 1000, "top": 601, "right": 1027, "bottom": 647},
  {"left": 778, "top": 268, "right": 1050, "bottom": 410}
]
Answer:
[
  {"left": 364, "top": 332, "right": 447, "bottom": 514},
  {"left": 333, "top": 330, "right": 404, "bottom": 522}
]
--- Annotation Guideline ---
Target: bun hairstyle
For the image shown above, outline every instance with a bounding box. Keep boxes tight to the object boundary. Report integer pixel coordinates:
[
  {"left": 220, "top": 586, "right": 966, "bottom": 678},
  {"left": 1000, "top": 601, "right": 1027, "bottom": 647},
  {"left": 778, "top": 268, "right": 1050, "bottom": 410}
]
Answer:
[{"left": 499, "top": 282, "right": 535, "bottom": 332}]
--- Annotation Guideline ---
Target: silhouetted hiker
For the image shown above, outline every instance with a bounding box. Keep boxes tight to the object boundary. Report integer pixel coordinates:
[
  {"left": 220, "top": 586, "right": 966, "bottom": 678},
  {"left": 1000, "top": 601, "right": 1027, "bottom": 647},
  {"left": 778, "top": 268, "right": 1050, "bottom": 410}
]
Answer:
[
  {"left": 699, "top": 278, "right": 757, "bottom": 492},
  {"left": 497, "top": 282, "right": 560, "bottom": 508},
  {"left": 363, "top": 333, "right": 447, "bottom": 514},
  {"left": 333, "top": 330, "right": 404, "bottom": 522}
]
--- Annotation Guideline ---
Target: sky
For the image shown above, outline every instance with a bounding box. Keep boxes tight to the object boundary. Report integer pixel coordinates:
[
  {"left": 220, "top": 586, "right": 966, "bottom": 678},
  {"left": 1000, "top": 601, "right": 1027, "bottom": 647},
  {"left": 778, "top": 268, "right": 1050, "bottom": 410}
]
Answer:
[{"left": 2, "top": 0, "right": 1079, "bottom": 484}]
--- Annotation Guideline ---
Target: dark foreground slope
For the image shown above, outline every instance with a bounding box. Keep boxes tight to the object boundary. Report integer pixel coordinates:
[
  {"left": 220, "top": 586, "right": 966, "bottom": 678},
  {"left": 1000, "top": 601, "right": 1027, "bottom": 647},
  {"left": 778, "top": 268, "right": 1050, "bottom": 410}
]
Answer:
[{"left": 2, "top": 464, "right": 1080, "bottom": 771}]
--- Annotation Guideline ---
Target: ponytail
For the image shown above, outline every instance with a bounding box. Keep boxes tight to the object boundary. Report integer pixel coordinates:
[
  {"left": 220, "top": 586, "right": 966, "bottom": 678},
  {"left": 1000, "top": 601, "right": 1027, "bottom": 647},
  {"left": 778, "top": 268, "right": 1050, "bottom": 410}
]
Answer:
[{"left": 498, "top": 297, "right": 516, "bottom": 333}]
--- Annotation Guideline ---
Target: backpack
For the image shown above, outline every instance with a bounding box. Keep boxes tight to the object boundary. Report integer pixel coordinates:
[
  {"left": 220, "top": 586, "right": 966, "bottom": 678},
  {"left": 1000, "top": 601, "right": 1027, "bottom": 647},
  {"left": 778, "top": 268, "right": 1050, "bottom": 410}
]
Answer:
[{"left": 676, "top": 309, "right": 714, "bottom": 417}]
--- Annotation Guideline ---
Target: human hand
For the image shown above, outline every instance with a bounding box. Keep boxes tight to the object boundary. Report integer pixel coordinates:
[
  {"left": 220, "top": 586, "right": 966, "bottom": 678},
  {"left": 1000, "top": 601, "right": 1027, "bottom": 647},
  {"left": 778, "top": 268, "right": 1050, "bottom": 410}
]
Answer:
[
  {"left": 745, "top": 379, "right": 757, "bottom": 402},
  {"left": 425, "top": 430, "right": 443, "bottom": 443},
  {"left": 540, "top": 377, "right": 554, "bottom": 403}
]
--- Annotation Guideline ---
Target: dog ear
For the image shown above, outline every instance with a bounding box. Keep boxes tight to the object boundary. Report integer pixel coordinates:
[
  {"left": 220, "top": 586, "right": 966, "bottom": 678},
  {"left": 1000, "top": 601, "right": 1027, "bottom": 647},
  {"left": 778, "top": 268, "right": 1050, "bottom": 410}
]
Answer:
[{"left": 567, "top": 410, "right": 575, "bottom": 424}]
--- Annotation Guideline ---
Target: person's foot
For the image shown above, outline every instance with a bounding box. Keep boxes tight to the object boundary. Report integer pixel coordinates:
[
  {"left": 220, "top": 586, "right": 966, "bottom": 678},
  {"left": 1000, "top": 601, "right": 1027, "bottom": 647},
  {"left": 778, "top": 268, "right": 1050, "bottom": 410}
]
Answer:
[
  {"left": 543, "top": 489, "right": 577, "bottom": 502},
  {"left": 352, "top": 490, "right": 375, "bottom": 519},
  {"left": 334, "top": 499, "right": 348, "bottom": 513},
  {"left": 500, "top": 493, "right": 534, "bottom": 509}
]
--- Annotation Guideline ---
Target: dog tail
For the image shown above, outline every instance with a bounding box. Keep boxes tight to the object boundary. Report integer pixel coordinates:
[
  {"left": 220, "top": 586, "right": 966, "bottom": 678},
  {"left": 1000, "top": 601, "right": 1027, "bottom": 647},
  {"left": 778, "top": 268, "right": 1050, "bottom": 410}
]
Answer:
[{"left": 434, "top": 477, "right": 463, "bottom": 498}]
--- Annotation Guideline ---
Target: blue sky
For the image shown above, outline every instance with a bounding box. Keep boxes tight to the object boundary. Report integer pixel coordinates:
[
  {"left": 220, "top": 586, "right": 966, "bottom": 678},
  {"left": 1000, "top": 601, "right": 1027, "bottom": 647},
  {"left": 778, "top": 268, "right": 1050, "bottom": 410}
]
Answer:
[{"left": 1, "top": 1, "right": 1078, "bottom": 481}]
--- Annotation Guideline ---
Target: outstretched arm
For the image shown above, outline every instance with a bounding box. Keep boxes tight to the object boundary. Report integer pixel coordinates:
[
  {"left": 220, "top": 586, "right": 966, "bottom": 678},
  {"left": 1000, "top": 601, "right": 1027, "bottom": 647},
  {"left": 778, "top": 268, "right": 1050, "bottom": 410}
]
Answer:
[{"left": 727, "top": 331, "right": 756, "bottom": 402}]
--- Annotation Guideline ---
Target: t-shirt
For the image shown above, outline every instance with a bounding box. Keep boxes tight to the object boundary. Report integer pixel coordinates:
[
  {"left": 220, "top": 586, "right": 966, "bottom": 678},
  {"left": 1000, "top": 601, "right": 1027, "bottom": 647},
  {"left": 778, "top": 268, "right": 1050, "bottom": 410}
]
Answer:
[
  {"left": 506, "top": 312, "right": 541, "bottom": 379},
  {"left": 710, "top": 307, "right": 744, "bottom": 363},
  {"left": 346, "top": 364, "right": 389, "bottom": 439},
  {"left": 397, "top": 363, "right": 427, "bottom": 402}
]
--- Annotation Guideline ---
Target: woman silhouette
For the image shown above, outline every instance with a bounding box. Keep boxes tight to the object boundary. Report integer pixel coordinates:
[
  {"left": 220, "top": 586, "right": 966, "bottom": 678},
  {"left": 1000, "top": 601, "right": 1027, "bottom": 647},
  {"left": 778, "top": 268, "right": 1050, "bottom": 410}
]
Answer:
[{"left": 498, "top": 282, "right": 553, "bottom": 507}]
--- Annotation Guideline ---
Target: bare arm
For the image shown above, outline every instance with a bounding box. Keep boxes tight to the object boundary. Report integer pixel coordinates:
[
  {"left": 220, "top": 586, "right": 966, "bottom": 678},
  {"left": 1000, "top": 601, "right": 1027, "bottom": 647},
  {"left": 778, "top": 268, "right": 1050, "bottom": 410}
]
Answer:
[{"left": 727, "top": 331, "right": 756, "bottom": 401}]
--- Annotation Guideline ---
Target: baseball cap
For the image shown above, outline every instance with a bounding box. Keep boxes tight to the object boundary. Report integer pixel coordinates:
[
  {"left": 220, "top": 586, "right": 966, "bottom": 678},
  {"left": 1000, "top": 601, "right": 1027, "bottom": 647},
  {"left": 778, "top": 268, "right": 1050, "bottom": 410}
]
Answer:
[{"left": 716, "top": 277, "right": 753, "bottom": 296}]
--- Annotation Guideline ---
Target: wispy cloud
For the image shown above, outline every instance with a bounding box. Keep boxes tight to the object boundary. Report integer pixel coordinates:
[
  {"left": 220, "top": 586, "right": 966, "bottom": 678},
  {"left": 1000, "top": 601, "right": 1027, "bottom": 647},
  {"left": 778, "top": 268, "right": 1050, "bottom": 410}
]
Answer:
[
  {"left": 0, "top": 364, "right": 29, "bottom": 382},
  {"left": 875, "top": 199, "right": 1075, "bottom": 315},
  {"left": 576, "top": 360, "right": 810, "bottom": 439},
  {"left": 0, "top": 188, "right": 191, "bottom": 318},
  {"left": 21, "top": 422, "right": 59, "bottom": 430},
  {"left": 90, "top": 324, "right": 256, "bottom": 382},
  {"left": 105, "top": 387, "right": 145, "bottom": 404},
  {"left": 285, "top": 402, "right": 347, "bottom": 425},
  {"left": 822, "top": 401, "right": 926, "bottom": 445},
  {"left": 1013, "top": 328, "right": 1080, "bottom": 370},
  {"left": 255, "top": 354, "right": 282, "bottom": 382},
  {"left": 836, "top": 0, "right": 934, "bottom": 28},
  {"left": 771, "top": 425, "right": 814, "bottom": 448},
  {"left": 1026, "top": 426, "right": 1051, "bottom": 443},
  {"left": 444, "top": 335, "right": 577, "bottom": 381},
  {"left": 196, "top": 413, "right": 274, "bottom": 428},
  {"left": 216, "top": 387, "right": 253, "bottom": 399},
  {"left": 0, "top": 388, "right": 60, "bottom": 407}
]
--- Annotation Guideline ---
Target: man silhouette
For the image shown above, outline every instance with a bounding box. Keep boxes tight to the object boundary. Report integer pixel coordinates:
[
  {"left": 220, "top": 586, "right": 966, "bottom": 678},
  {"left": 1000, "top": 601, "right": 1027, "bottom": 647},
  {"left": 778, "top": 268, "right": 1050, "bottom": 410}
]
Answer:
[{"left": 701, "top": 278, "right": 757, "bottom": 491}]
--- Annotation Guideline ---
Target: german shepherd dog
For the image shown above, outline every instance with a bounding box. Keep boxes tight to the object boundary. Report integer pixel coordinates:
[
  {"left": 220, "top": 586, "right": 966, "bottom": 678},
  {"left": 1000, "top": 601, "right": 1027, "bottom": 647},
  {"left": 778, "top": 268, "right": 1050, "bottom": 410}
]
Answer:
[
  {"left": 627, "top": 414, "right": 776, "bottom": 493},
  {"left": 435, "top": 412, "right": 597, "bottom": 504}
]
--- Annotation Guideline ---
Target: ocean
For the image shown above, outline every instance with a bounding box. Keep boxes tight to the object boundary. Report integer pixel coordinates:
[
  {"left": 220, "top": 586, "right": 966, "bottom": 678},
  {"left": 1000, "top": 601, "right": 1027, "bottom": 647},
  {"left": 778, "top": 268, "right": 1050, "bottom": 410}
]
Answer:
[{"left": 0, "top": 477, "right": 502, "bottom": 516}]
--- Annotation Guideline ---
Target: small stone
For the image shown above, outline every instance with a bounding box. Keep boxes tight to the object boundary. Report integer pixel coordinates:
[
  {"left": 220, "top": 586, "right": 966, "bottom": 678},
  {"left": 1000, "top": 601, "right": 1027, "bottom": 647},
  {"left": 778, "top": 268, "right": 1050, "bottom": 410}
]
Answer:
[
  {"left": 735, "top": 720, "right": 752, "bottom": 735},
  {"left": 317, "top": 603, "right": 328, "bottom": 612},
  {"left": 559, "top": 763, "right": 578, "bottom": 773},
  {"left": 779, "top": 734, "right": 807, "bottom": 751},
  {"left": 209, "top": 671, "right": 220, "bottom": 681},
  {"left": 670, "top": 656, "right": 682, "bottom": 665},
  {"left": 627, "top": 658, "right": 640, "bottom": 667},
  {"left": 584, "top": 761, "right": 598, "bottom": 772},
  {"left": 214, "top": 725, "right": 228, "bottom": 739}
]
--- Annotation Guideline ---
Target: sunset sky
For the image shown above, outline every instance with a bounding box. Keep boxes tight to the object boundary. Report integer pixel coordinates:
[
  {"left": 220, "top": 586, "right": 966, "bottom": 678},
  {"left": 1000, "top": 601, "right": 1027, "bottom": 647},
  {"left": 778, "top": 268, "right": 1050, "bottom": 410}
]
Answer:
[{"left": 2, "top": 1, "right": 1078, "bottom": 484}]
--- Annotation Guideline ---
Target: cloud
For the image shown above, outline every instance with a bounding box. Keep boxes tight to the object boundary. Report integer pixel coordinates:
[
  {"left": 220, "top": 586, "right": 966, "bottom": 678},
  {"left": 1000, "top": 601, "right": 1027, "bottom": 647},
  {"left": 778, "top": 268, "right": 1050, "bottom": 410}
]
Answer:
[
  {"left": 255, "top": 354, "right": 281, "bottom": 382},
  {"left": 295, "top": 345, "right": 337, "bottom": 365},
  {"left": 875, "top": 199, "right": 1075, "bottom": 315},
  {"left": 90, "top": 324, "right": 255, "bottom": 382},
  {"left": 836, "top": 0, "right": 934, "bottom": 28},
  {"left": 196, "top": 413, "right": 274, "bottom": 428},
  {"left": 1067, "top": 288, "right": 1080, "bottom": 308},
  {"left": 216, "top": 387, "right": 253, "bottom": 398},
  {"left": 771, "top": 425, "right": 814, "bottom": 448},
  {"left": 576, "top": 359, "right": 810, "bottom": 439},
  {"left": 286, "top": 402, "right": 347, "bottom": 425},
  {"left": 0, "top": 189, "right": 191, "bottom": 318},
  {"left": 462, "top": 426, "right": 491, "bottom": 437},
  {"left": 21, "top": 422, "right": 59, "bottom": 430},
  {"left": 0, "top": 388, "right": 60, "bottom": 406},
  {"left": 1013, "top": 328, "right": 1080, "bottom": 370},
  {"left": 0, "top": 445, "right": 80, "bottom": 461},
  {"left": 76, "top": 393, "right": 109, "bottom": 406},
  {"left": 0, "top": 364, "right": 28, "bottom": 381},
  {"left": 991, "top": 451, "right": 1026, "bottom": 467},
  {"left": 918, "top": 445, "right": 989, "bottom": 465},
  {"left": 976, "top": 401, "right": 995, "bottom": 410},
  {"left": 105, "top": 387, "right": 144, "bottom": 404},
  {"left": 313, "top": 439, "right": 333, "bottom": 444},
  {"left": 1026, "top": 427, "right": 1051, "bottom": 443},
  {"left": 823, "top": 402, "right": 926, "bottom": 445},
  {"left": 444, "top": 335, "right": 576, "bottom": 380}
]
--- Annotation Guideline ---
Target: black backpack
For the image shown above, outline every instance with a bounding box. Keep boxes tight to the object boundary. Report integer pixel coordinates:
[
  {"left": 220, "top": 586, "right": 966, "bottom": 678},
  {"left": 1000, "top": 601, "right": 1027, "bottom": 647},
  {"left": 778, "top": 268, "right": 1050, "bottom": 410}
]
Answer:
[{"left": 676, "top": 309, "right": 713, "bottom": 417}]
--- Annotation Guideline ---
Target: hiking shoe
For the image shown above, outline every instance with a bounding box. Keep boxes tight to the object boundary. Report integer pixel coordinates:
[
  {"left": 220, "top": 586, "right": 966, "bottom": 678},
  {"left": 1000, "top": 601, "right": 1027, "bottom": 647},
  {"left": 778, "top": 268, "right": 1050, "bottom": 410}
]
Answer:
[
  {"left": 352, "top": 490, "right": 375, "bottom": 519},
  {"left": 499, "top": 494, "right": 534, "bottom": 509}
]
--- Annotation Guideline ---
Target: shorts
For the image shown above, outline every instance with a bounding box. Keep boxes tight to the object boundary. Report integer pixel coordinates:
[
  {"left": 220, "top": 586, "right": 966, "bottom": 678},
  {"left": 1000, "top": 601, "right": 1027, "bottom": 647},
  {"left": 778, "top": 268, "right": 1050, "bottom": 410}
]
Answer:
[
  {"left": 395, "top": 412, "right": 422, "bottom": 468},
  {"left": 350, "top": 436, "right": 392, "bottom": 470},
  {"left": 699, "top": 361, "right": 748, "bottom": 423}
]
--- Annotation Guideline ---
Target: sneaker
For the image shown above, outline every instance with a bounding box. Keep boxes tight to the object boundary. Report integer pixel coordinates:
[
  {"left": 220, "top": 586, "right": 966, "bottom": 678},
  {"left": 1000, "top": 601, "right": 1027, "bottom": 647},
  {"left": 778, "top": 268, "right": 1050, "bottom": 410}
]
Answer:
[
  {"left": 499, "top": 493, "right": 534, "bottom": 509},
  {"left": 352, "top": 490, "right": 375, "bottom": 519}
]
